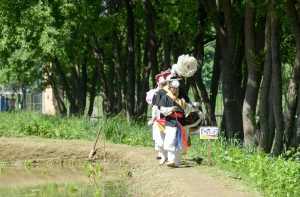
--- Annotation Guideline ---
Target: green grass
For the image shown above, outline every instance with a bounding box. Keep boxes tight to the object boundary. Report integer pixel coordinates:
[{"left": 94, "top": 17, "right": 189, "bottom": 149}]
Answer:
[
  {"left": 187, "top": 135, "right": 300, "bottom": 197},
  {"left": 0, "top": 111, "right": 299, "bottom": 197},
  {"left": 0, "top": 110, "right": 153, "bottom": 147}
]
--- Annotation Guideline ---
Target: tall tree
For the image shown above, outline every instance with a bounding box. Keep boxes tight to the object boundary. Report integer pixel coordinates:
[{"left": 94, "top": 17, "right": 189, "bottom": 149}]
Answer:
[
  {"left": 271, "top": 0, "right": 284, "bottom": 156},
  {"left": 258, "top": 5, "right": 272, "bottom": 152},
  {"left": 124, "top": 0, "right": 135, "bottom": 120},
  {"left": 142, "top": 0, "right": 160, "bottom": 86},
  {"left": 243, "top": 0, "right": 265, "bottom": 145},
  {"left": 199, "top": 0, "right": 242, "bottom": 139},
  {"left": 194, "top": 4, "right": 218, "bottom": 126},
  {"left": 284, "top": 0, "right": 300, "bottom": 149}
]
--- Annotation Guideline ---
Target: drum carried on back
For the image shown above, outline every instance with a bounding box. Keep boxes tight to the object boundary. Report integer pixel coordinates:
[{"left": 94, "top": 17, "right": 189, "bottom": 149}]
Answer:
[
  {"left": 186, "top": 112, "right": 204, "bottom": 132},
  {"left": 185, "top": 103, "right": 205, "bottom": 132}
]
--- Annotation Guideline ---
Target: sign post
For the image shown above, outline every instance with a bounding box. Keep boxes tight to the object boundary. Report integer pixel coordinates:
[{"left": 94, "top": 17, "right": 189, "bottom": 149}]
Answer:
[{"left": 200, "top": 126, "right": 219, "bottom": 167}]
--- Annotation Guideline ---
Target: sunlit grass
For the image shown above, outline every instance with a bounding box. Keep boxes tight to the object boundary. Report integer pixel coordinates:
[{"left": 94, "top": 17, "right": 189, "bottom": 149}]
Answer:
[
  {"left": 1, "top": 110, "right": 299, "bottom": 197},
  {"left": 188, "top": 134, "right": 300, "bottom": 197},
  {"left": 0, "top": 110, "right": 153, "bottom": 147}
]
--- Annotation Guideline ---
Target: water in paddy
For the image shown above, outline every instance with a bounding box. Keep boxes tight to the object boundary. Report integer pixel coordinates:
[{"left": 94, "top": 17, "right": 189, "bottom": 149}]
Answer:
[{"left": 0, "top": 163, "right": 126, "bottom": 197}]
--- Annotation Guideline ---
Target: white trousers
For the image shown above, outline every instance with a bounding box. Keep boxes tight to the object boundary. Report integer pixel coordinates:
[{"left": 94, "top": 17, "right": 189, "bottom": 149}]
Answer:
[
  {"left": 152, "top": 121, "right": 161, "bottom": 151},
  {"left": 156, "top": 125, "right": 189, "bottom": 165},
  {"left": 152, "top": 121, "right": 160, "bottom": 140}
]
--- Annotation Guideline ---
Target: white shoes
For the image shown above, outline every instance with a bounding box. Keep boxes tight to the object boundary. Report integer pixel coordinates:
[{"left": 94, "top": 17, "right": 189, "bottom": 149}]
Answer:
[{"left": 159, "top": 158, "right": 167, "bottom": 165}]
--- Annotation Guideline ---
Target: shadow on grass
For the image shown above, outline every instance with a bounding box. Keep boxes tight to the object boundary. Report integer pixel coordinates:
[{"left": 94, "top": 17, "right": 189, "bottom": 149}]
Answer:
[{"left": 181, "top": 157, "right": 203, "bottom": 167}]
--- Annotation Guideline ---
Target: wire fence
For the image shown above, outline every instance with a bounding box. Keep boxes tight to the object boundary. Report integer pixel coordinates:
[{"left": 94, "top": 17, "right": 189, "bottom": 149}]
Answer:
[
  {"left": 1, "top": 90, "right": 226, "bottom": 124},
  {"left": 0, "top": 93, "right": 42, "bottom": 112}
]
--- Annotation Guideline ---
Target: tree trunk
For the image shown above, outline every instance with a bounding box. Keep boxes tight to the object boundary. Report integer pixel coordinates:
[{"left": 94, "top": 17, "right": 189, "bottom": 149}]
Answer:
[
  {"left": 163, "top": 36, "right": 172, "bottom": 71},
  {"left": 21, "top": 88, "right": 26, "bottom": 110},
  {"left": 107, "top": 60, "right": 115, "bottom": 114},
  {"left": 88, "top": 64, "right": 100, "bottom": 117},
  {"left": 138, "top": 37, "right": 151, "bottom": 121},
  {"left": 112, "top": 30, "right": 126, "bottom": 113},
  {"left": 267, "top": 80, "right": 276, "bottom": 152},
  {"left": 284, "top": 0, "right": 300, "bottom": 148},
  {"left": 106, "top": 1, "right": 126, "bottom": 114},
  {"left": 189, "top": 78, "right": 200, "bottom": 102},
  {"left": 243, "top": 0, "right": 265, "bottom": 146},
  {"left": 81, "top": 56, "right": 88, "bottom": 113},
  {"left": 258, "top": 14, "right": 272, "bottom": 152},
  {"left": 92, "top": 45, "right": 110, "bottom": 115},
  {"left": 70, "top": 78, "right": 79, "bottom": 115},
  {"left": 193, "top": 3, "right": 217, "bottom": 126},
  {"left": 137, "top": 41, "right": 151, "bottom": 121},
  {"left": 289, "top": 92, "right": 300, "bottom": 148},
  {"left": 53, "top": 88, "right": 66, "bottom": 115},
  {"left": 200, "top": 0, "right": 239, "bottom": 138},
  {"left": 53, "top": 57, "right": 78, "bottom": 115},
  {"left": 81, "top": 40, "right": 104, "bottom": 117},
  {"left": 124, "top": 0, "right": 135, "bottom": 120},
  {"left": 284, "top": 50, "right": 300, "bottom": 147},
  {"left": 210, "top": 40, "right": 221, "bottom": 116},
  {"left": 143, "top": 0, "right": 159, "bottom": 87},
  {"left": 136, "top": 27, "right": 142, "bottom": 118},
  {"left": 271, "top": 0, "right": 284, "bottom": 157},
  {"left": 232, "top": 17, "right": 246, "bottom": 140},
  {"left": 243, "top": 0, "right": 256, "bottom": 145},
  {"left": 137, "top": 62, "right": 151, "bottom": 122},
  {"left": 71, "top": 66, "right": 85, "bottom": 115}
]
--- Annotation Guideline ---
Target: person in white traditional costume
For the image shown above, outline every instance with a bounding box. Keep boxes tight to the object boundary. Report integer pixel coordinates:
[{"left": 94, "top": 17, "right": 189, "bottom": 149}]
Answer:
[
  {"left": 151, "top": 54, "right": 203, "bottom": 167},
  {"left": 157, "top": 79, "right": 199, "bottom": 167},
  {"left": 147, "top": 73, "right": 168, "bottom": 159}
]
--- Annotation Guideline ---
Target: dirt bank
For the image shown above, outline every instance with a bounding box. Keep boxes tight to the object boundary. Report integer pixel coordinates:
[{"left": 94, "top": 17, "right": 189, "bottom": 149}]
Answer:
[{"left": 0, "top": 137, "right": 261, "bottom": 197}]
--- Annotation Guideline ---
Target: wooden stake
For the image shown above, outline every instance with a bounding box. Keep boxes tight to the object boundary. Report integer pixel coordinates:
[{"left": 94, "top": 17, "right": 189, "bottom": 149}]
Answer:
[{"left": 89, "top": 125, "right": 102, "bottom": 159}]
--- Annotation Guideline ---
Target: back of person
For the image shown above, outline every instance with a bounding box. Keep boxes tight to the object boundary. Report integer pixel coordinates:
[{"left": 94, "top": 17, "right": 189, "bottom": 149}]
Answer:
[
  {"left": 5, "top": 98, "right": 11, "bottom": 111},
  {"left": 10, "top": 98, "right": 16, "bottom": 110}
]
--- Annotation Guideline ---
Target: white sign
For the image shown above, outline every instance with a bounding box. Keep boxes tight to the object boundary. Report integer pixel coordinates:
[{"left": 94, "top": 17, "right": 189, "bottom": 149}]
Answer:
[{"left": 200, "top": 126, "right": 219, "bottom": 139}]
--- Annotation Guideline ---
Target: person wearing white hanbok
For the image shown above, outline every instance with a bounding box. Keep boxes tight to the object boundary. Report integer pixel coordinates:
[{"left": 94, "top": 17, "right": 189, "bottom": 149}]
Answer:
[
  {"left": 158, "top": 80, "right": 194, "bottom": 168},
  {"left": 147, "top": 76, "right": 167, "bottom": 159}
]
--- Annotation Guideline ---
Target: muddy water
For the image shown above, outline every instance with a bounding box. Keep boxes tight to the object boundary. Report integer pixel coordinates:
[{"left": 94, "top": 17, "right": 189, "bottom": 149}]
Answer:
[{"left": 0, "top": 164, "right": 126, "bottom": 196}]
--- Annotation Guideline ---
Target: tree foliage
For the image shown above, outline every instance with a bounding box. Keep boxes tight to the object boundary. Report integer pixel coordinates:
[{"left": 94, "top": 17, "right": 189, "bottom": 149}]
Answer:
[{"left": 0, "top": 0, "right": 300, "bottom": 154}]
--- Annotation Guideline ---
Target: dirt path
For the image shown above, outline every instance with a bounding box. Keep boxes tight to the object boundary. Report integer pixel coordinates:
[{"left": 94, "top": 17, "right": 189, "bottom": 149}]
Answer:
[{"left": 0, "top": 138, "right": 260, "bottom": 197}]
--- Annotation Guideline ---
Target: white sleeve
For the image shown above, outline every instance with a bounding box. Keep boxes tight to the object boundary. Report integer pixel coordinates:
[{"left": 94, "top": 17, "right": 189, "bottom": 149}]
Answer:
[
  {"left": 192, "top": 101, "right": 201, "bottom": 107},
  {"left": 185, "top": 103, "right": 193, "bottom": 114},
  {"left": 152, "top": 105, "right": 158, "bottom": 117},
  {"left": 160, "top": 106, "right": 173, "bottom": 116}
]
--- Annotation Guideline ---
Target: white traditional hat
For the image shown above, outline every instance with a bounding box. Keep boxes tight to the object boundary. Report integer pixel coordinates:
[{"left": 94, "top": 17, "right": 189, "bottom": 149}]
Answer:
[
  {"left": 166, "top": 74, "right": 182, "bottom": 82},
  {"left": 158, "top": 76, "right": 166, "bottom": 84},
  {"left": 169, "top": 80, "right": 180, "bottom": 88}
]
